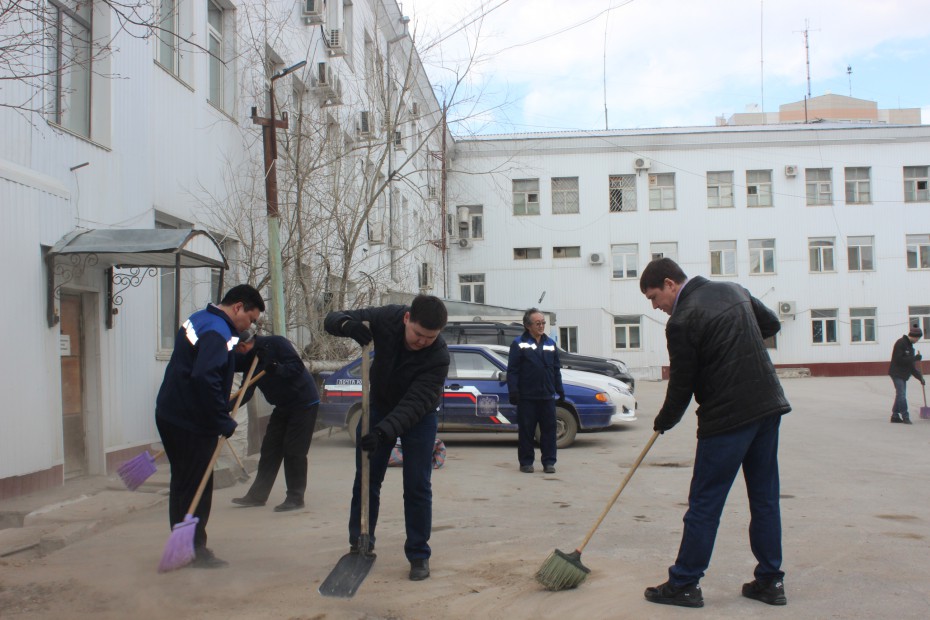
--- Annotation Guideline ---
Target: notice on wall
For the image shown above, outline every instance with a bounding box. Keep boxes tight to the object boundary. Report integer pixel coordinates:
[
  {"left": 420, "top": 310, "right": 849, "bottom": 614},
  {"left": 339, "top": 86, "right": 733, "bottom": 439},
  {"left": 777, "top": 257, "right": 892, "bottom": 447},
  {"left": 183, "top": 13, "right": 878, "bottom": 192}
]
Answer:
[{"left": 60, "top": 334, "right": 71, "bottom": 356}]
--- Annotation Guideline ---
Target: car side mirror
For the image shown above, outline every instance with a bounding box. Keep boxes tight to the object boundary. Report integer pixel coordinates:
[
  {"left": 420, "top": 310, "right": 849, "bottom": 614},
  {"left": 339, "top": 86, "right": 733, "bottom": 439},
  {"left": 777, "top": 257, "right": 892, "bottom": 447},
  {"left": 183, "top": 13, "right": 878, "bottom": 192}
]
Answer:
[{"left": 496, "top": 370, "right": 507, "bottom": 382}]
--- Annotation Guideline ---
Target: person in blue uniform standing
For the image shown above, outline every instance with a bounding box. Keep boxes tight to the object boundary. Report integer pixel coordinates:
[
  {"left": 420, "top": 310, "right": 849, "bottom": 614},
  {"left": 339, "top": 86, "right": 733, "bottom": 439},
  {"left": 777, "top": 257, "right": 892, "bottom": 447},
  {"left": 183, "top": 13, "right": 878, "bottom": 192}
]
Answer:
[
  {"left": 231, "top": 330, "right": 321, "bottom": 511},
  {"left": 506, "top": 308, "right": 564, "bottom": 474},
  {"left": 155, "top": 284, "right": 265, "bottom": 568}
]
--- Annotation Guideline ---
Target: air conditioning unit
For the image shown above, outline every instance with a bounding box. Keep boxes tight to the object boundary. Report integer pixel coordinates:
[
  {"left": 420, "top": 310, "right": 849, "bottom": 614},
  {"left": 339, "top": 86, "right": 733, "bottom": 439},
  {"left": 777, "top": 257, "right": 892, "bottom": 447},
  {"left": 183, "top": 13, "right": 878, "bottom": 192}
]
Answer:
[
  {"left": 357, "top": 111, "right": 371, "bottom": 136},
  {"left": 428, "top": 186, "right": 438, "bottom": 200},
  {"left": 409, "top": 102, "right": 420, "bottom": 118},
  {"left": 778, "top": 301, "right": 796, "bottom": 318},
  {"left": 446, "top": 213, "right": 457, "bottom": 237},
  {"left": 302, "top": 0, "right": 324, "bottom": 24},
  {"left": 634, "top": 157, "right": 651, "bottom": 170},
  {"left": 589, "top": 252, "right": 604, "bottom": 265},
  {"left": 785, "top": 165, "right": 798, "bottom": 177},
  {"left": 458, "top": 238, "right": 472, "bottom": 249},
  {"left": 368, "top": 220, "right": 384, "bottom": 244},
  {"left": 328, "top": 29, "right": 345, "bottom": 56}
]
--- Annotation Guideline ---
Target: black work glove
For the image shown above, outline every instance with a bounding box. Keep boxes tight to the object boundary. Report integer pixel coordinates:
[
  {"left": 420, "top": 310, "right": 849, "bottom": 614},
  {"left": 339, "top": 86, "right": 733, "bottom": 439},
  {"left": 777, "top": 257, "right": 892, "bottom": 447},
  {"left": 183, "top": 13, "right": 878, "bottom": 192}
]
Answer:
[
  {"left": 915, "top": 352, "right": 923, "bottom": 361},
  {"left": 254, "top": 346, "right": 279, "bottom": 375},
  {"left": 359, "top": 427, "right": 389, "bottom": 452},
  {"left": 342, "top": 320, "right": 373, "bottom": 346},
  {"left": 509, "top": 393, "right": 519, "bottom": 406},
  {"left": 922, "top": 378, "right": 927, "bottom": 386},
  {"left": 221, "top": 417, "right": 238, "bottom": 439},
  {"left": 556, "top": 390, "right": 565, "bottom": 401},
  {"left": 653, "top": 413, "right": 674, "bottom": 435}
]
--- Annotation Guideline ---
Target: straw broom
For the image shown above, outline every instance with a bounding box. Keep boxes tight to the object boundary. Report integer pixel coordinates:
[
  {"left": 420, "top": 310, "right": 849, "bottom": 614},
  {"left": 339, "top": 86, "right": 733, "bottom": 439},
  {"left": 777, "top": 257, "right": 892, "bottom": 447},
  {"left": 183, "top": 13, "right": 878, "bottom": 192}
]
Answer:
[
  {"left": 535, "top": 431, "right": 659, "bottom": 591},
  {"left": 118, "top": 370, "right": 265, "bottom": 491},
  {"left": 157, "top": 357, "right": 258, "bottom": 572}
]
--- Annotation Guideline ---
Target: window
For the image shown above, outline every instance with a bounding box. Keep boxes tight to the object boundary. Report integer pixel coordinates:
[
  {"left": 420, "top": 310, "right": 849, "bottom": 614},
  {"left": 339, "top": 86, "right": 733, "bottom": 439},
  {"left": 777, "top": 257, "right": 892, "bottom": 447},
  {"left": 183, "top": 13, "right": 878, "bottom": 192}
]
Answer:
[
  {"left": 707, "top": 171, "right": 734, "bottom": 208},
  {"left": 909, "top": 306, "right": 930, "bottom": 339},
  {"left": 749, "top": 239, "right": 776, "bottom": 274},
  {"left": 811, "top": 309, "right": 838, "bottom": 344},
  {"left": 514, "top": 247, "right": 542, "bottom": 260},
  {"left": 609, "top": 175, "right": 636, "bottom": 212},
  {"left": 448, "top": 351, "right": 501, "bottom": 380},
  {"left": 650, "top": 242, "right": 678, "bottom": 262},
  {"left": 158, "top": 0, "right": 181, "bottom": 75},
  {"left": 845, "top": 167, "right": 871, "bottom": 204},
  {"left": 155, "top": 216, "right": 198, "bottom": 351},
  {"left": 746, "top": 170, "right": 773, "bottom": 207},
  {"left": 710, "top": 240, "right": 736, "bottom": 276},
  {"left": 904, "top": 166, "right": 929, "bottom": 203},
  {"left": 512, "top": 179, "right": 540, "bottom": 215},
  {"left": 809, "top": 237, "right": 835, "bottom": 273},
  {"left": 553, "top": 246, "right": 581, "bottom": 259},
  {"left": 906, "top": 235, "right": 930, "bottom": 269},
  {"left": 611, "top": 244, "right": 638, "bottom": 279},
  {"left": 459, "top": 205, "right": 483, "bottom": 239},
  {"left": 848, "top": 236, "right": 874, "bottom": 271},
  {"left": 613, "top": 315, "right": 641, "bottom": 350},
  {"left": 459, "top": 274, "right": 485, "bottom": 304},
  {"left": 551, "top": 177, "right": 579, "bottom": 214},
  {"left": 207, "top": 1, "right": 224, "bottom": 106},
  {"left": 648, "top": 173, "right": 676, "bottom": 210},
  {"left": 48, "top": 0, "right": 92, "bottom": 137},
  {"left": 806, "top": 168, "right": 833, "bottom": 206},
  {"left": 559, "top": 327, "right": 578, "bottom": 353},
  {"left": 850, "top": 308, "right": 876, "bottom": 343}
]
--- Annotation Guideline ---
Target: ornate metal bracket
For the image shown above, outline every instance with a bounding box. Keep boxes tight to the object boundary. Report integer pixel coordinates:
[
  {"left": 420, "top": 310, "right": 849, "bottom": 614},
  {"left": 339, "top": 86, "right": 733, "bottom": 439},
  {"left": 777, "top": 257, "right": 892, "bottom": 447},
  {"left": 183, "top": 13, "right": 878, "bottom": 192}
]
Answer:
[
  {"left": 46, "top": 252, "right": 99, "bottom": 327},
  {"left": 107, "top": 266, "right": 158, "bottom": 329}
]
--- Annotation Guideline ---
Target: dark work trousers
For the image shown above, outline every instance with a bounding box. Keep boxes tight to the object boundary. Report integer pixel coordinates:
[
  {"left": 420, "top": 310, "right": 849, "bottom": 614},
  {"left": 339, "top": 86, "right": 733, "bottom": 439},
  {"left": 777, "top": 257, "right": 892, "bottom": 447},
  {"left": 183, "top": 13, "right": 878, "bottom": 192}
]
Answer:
[
  {"left": 349, "top": 405, "right": 438, "bottom": 561},
  {"left": 668, "top": 415, "right": 784, "bottom": 587},
  {"left": 156, "top": 416, "right": 219, "bottom": 550},
  {"left": 516, "top": 398, "right": 557, "bottom": 468},
  {"left": 244, "top": 403, "right": 318, "bottom": 503}
]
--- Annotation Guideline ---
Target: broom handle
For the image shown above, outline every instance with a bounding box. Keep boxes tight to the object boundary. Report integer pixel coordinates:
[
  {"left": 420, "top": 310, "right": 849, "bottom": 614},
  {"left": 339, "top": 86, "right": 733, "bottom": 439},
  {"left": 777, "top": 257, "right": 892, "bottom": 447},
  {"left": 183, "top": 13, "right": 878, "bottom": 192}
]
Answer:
[
  {"left": 360, "top": 338, "right": 373, "bottom": 539},
  {"left": 924, "top": 383, "right": 927, "bottom": 407},
  {"left": 184, "top": 357, "right": 259, "bottom": 516},
  {"left": 148, "top": 369, "right": 266, "bottom": 464},
  {"left": 576, "top": 431, "right": 660, "bottom": 553}
]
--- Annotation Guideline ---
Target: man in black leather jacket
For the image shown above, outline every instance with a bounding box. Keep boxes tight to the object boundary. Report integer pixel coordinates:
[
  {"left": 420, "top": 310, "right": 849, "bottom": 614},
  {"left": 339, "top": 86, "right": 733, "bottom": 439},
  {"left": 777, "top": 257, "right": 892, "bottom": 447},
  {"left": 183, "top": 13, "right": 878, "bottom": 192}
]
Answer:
[
  {"left": 888, "top": 326, "right": 925, "bottom": 424},
  {"left": 324, "top": 295, "right": 449, "bottom": 581},
  {"left": 639, "top": 258, "right": 791, "bottom": 609}
]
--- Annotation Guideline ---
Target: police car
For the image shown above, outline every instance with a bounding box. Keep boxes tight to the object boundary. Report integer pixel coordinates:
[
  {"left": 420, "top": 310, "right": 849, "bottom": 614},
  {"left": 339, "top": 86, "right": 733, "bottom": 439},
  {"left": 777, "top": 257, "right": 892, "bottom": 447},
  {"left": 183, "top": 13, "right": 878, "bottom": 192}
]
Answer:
[{"left": 318, "top": 344, "right": 616, "bottom": 448}]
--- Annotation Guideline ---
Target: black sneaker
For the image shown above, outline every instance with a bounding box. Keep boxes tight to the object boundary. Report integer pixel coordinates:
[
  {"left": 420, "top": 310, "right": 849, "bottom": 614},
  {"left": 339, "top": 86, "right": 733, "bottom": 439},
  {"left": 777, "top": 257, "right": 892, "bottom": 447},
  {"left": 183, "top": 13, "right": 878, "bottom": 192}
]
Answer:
[
  {"left": 890, "top": 414, "right": 904, "bottom": 423},
  {"left": 902, "top": 416, "right": 913, "bottom": 425},
  {"left": 644, "top": 581, "right": 703, "bottom": 608},
  {"left": 543, "top": 465, "right": 556, "bottom": 474},
  {"left": 742, "top": 579, "right": 787, "bottom": 606},
  {"left": 191, "top": 547, "right": 229, "bottom": 569},
  {"left": 349, "top": 541, "right": 375, "bottom": 556},
  {"left": 409, "top": 558, "right": 430, "bottom": 581},
  {"left": 231, "top": 496, "right": 265, "bottom": 507},
  {"left": 273, "top": 499, "right": 305, "bottom": 512},
  {"left": 520, "top": 465, "right": 534, "bottom": 473}
]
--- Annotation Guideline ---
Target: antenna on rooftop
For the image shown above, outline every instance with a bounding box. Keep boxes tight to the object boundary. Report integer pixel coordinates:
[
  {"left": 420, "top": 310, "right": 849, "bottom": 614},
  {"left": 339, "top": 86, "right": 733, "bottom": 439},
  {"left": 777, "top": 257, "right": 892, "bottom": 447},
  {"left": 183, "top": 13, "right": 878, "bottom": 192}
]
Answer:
[
  {"left": 794, "top": 19, "right": 819, "bottom": 123},
  {"left": 847, "top": 65, "right": 853, "bottom": 97}
]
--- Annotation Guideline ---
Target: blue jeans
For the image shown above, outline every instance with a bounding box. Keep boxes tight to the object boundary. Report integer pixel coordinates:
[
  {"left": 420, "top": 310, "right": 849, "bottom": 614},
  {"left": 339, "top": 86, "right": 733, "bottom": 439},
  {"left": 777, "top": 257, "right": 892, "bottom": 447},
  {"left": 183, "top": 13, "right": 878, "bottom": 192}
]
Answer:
[
  {"left": 517, "top": 399, "right": 556, "bottom": 467},
  {"left": 891, "top": 376, "right": 909, "bottom": 417},
  {"left": 349, "top": 406, "right": 438, "bottom": 560},
  {"left": 668, "top": 415, "right": 784, "bottom": 587}
]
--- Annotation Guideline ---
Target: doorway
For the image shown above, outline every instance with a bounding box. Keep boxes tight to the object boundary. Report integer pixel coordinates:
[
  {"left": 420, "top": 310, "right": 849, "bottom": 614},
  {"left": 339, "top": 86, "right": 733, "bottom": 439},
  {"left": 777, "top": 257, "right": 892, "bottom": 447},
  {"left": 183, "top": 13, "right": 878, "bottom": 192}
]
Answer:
[{"left": 60, "top": 293, "right": 87, "bottom": 478}]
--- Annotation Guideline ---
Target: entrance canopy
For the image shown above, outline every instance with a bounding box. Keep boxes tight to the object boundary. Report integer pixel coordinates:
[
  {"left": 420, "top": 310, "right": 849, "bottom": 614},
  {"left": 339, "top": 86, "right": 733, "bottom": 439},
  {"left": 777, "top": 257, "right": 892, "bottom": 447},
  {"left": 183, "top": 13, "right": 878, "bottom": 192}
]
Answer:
[{"left": 47, "top": 228, "right": 228, "bottom": 328}]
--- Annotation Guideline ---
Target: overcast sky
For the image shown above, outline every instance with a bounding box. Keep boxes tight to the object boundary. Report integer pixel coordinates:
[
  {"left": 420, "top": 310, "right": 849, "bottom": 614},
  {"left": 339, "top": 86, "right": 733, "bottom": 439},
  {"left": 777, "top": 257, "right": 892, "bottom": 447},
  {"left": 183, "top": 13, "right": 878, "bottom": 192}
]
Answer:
[{"left": 404, "top": 0, "right": 930, "bottom": 135}]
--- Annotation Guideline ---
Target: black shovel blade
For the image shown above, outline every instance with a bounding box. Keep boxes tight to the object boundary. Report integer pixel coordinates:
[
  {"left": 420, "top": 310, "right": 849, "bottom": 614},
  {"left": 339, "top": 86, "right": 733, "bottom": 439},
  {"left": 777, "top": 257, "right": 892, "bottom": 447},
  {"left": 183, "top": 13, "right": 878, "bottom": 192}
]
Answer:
[{"left": 318, "top": 551, "right": 376, "bottom": 598}]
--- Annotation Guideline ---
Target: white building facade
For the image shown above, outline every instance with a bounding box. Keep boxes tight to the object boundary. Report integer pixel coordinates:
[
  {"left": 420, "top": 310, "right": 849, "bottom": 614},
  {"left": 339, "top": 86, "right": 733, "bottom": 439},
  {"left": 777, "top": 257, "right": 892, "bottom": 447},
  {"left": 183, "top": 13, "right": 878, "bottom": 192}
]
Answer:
[
  {"left": 1, "top": 0, "right": 448, "bottom": 498},
  {"left": 445, "top": 124, "right": 930, "bottom": 380}
]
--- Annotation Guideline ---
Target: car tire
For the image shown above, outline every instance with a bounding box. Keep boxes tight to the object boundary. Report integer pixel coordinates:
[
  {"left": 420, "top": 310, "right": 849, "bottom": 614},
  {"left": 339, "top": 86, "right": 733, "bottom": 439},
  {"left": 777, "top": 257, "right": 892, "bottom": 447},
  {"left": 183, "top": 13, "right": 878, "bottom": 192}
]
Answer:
[
  {"left": 346, "top": 407, "right": 361, "bottom": 446},
  {"left": 535, "top": 406, "right": 579, "bottom": 449}
]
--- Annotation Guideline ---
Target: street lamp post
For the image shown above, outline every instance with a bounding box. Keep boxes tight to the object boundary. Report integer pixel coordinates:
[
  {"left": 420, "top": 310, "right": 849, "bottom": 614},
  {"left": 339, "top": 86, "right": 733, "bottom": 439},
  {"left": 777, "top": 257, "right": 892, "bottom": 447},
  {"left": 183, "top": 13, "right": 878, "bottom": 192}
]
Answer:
[{"left": 251, "top": 59, "right": 306, "bottom": 335}]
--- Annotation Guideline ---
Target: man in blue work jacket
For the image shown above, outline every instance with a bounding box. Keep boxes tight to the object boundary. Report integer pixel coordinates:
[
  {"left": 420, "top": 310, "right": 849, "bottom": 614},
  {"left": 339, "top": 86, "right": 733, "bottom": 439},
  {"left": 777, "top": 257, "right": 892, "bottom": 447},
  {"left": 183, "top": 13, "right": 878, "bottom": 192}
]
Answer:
[{"left": 507, "top": 308, "right": 564, "bottom": 474}]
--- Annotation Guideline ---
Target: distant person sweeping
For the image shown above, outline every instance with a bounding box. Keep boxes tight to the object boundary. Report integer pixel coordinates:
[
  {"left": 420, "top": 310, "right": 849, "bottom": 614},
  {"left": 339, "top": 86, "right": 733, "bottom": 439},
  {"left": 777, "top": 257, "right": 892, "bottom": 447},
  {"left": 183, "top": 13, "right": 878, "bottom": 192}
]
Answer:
[
  {"left": 324, "top": 295, "right": 449, "bottom": 581},
  {"left": 231, "top": 330, "right": 320, "bottom": 512},
  {"left": 639, "top": 258, "right": 791, "bottom": 608},
  {"left": 888, "top": 325, "right": 925, "bottom": 424},
  {"left": 155, "top": 284, "right": 264, "bottom": 568}
]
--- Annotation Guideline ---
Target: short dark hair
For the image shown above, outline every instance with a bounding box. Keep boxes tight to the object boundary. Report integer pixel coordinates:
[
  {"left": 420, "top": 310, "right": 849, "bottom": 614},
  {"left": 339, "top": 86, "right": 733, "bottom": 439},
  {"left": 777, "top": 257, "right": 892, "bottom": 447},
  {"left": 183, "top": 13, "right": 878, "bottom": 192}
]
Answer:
[
  {"left": 522, "top": 307, "right": 544, "bottom": 328},
  {"left": 409, "top": 295, "right": 448, "bottom": 330},
  {"left": 221, "top": 284, "right": 266, "bottom": 312},
  {"left": 639, "top": 258, "right": 687, "bottom": 293}
]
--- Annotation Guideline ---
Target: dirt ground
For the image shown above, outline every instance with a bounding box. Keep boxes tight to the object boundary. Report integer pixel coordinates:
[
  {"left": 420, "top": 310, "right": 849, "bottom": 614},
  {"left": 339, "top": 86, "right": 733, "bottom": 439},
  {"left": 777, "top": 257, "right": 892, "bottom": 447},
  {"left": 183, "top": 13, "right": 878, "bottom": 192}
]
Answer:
[{"left": 1, "top": 376, "right": 929, "bottom": 619}]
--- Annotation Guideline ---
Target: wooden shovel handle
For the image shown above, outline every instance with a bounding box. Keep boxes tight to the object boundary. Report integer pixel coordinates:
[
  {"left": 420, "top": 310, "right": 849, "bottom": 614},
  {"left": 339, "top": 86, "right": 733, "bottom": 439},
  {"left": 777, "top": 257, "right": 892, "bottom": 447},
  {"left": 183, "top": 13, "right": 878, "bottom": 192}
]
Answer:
[
  {"left": 185, "top": 356, "right": 260, "bottom": 516},
  {"left": 359, "top": 336, "right": 373, "bottom": 537}
]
